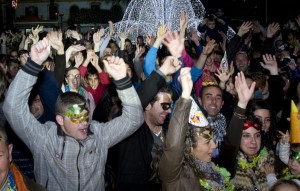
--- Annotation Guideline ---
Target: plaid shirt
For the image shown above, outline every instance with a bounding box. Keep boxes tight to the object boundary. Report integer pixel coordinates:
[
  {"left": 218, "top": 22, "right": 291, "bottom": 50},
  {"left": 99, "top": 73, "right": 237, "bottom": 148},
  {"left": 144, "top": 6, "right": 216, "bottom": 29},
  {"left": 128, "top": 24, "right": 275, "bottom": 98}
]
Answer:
[{"left": 4, "top": 67, "right": 143, "bottom": 191}]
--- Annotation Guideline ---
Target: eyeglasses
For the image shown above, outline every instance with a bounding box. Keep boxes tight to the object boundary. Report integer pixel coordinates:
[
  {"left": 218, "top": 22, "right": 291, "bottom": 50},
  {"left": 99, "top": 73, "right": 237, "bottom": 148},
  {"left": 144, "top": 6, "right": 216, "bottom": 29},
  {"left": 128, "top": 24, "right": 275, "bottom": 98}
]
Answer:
[
  {"left": 160, "top": 102, "right": 171, "bottom": 111},
  {"left": 66, "top": 74, "right": 81, "bottom": 79}
]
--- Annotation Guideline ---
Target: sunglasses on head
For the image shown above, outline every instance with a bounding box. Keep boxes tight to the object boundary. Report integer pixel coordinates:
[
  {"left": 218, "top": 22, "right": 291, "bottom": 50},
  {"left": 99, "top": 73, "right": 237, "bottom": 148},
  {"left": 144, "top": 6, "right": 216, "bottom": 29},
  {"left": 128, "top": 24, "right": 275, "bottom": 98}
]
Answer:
[{"left": 160, "top": 102, "right": 171, "bottom": 111}]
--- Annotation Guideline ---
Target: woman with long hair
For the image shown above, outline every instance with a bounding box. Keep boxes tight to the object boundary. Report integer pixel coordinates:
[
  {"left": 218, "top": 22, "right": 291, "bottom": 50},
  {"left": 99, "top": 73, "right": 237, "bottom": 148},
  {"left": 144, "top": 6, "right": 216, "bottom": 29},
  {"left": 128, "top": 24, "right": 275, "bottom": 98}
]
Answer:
[{"left": 157, "top": 70, "right": 254, "bottom": 190}]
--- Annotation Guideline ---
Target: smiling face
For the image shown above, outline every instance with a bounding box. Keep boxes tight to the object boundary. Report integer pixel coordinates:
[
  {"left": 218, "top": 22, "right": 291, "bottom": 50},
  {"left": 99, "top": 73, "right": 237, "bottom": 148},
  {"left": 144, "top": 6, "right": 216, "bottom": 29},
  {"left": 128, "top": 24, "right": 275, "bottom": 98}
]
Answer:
[
  {"left": 201, "top": 86, "right": 224, "bottom": 119},
  {"left": 144, "top": 92, "right": 172, "bottom": 127},
  {"left": 65, "top": 68, "right": 81, "bottom": 92},
  {"left": 87, "top": 74, "right": 99, "bottom": 90},
  {"left": 240, "top": 126, "right": 261, "bottom": 159},
  {"left": 192, "top": 129, "right": 216, "bottom": 162},
  {"left": 254, "top": 109, "right": 271, "bottom": 132},
  {"left": 235, "top": 52, "right": 250, "bottom": 72}
]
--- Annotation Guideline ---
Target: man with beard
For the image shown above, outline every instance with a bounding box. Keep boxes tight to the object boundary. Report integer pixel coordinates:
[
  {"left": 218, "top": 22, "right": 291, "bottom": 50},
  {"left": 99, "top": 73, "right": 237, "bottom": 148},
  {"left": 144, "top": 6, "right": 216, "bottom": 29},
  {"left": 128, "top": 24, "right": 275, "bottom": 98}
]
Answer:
[{"left": 114, "top": 86, "right": 172, "bottom": 191}]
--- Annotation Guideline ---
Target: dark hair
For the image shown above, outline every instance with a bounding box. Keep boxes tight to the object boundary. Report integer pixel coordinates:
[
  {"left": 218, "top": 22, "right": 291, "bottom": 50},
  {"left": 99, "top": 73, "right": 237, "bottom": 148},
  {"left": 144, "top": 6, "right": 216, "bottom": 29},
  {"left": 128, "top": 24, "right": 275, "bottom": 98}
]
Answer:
[
  {"left": 149, "top": 86, "right": 172, "bottom": 105},
  {"left": 0, "top": 69, "right": 7, "bottom": 101},
  {"left": 86, "top": 65, "right": 99, "bottom": 78},
  {"left": 246, "top": 99, "right": 276, "bottom": 133},
  {"left": 55, "top": 92, "right": 86, "bottom": 115},
  {"left": 270, "top": 179, "right": 300, "bottom": 191},
  {"left": 65, "top": 66, "right": 80, "bottom": 76},
  {"left": 200, "top": 85, "right": 223, "bottom": 99}
]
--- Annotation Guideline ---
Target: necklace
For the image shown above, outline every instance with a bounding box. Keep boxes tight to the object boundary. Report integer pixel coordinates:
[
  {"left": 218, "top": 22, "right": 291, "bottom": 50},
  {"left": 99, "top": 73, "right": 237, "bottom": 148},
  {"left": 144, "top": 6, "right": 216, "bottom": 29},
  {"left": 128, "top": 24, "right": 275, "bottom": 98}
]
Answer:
[
  {"left": 238, "top": 147, "right": 268, "bottom": 169},
  {"left": 282, "top": 168, "right": 300, "bottom": 180},
  {"left": 199, "top": 166, "right": 234, "bottom": 191}
]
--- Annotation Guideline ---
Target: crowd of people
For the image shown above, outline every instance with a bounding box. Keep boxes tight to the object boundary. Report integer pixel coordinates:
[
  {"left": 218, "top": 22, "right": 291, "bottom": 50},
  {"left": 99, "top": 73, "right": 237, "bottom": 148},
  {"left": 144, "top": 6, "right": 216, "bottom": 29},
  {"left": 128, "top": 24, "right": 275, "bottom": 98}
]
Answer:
[{"left": 0, "top": 6, "right": 300, "bottom": 191}]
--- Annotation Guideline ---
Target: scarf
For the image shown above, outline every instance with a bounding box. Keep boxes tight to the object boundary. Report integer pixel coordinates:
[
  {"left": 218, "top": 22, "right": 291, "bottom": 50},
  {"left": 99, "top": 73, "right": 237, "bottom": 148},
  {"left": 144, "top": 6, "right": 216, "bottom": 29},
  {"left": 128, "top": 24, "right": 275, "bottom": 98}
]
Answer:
[
  {"left": 232, "top": 149, "right": 274, "bottom": 191},
  {"left": 207, "top": 113, "right": 227, "bottom": 157},
  {"left": 8, "top": 170, "right": 17, "bottom": 191},
  {"left": 195, "top": 160, "right": 224, "bottom": 187}
]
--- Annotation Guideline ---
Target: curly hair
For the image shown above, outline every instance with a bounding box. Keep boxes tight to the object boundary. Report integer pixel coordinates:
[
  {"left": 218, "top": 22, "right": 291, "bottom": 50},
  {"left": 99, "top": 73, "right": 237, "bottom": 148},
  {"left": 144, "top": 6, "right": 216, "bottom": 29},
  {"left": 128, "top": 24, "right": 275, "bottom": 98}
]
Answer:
[
  {"left": 151, "top": 124, "right": 215, "bottom": 182},
  {"left": 183, "top": 124, "right": 216, "bottom": 180}
]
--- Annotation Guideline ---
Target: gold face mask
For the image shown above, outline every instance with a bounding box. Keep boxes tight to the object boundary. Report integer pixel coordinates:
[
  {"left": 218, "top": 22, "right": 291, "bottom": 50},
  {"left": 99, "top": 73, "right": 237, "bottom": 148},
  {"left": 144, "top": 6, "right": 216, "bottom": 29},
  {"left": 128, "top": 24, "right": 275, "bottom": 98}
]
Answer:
[
  {"left": 65, "top": 104, "right": 89, "bottom": 124},
  {"left": 196, "top": 126, "right": 213, "bottom": 140}
]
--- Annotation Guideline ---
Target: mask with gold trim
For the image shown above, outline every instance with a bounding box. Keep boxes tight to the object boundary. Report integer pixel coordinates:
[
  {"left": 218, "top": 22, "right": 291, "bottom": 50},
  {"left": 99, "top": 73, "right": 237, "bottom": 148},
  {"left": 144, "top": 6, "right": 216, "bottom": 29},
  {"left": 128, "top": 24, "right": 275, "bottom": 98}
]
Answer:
[{"left": 65, "top": 104, "right": 89, "bottom": 124}]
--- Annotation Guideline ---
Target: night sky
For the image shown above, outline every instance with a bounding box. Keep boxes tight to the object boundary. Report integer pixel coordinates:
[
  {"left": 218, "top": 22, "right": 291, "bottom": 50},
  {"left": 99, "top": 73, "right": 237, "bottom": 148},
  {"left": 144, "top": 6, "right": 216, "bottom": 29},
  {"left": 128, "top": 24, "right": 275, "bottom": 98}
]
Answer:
[{"left": 201, "top": 0, "right": 298, "bottom": 25}]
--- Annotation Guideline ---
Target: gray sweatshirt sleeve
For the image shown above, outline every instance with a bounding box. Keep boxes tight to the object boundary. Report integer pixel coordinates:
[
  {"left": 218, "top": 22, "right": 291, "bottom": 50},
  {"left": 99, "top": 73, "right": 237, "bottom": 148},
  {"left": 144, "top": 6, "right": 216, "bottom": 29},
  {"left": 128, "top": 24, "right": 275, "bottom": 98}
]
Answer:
[
  {"left": 279, "top": 141, "right": 290, "bottom": 165},
  {"left": 3, "top": 61, "right": 48, "bottom": 153}
]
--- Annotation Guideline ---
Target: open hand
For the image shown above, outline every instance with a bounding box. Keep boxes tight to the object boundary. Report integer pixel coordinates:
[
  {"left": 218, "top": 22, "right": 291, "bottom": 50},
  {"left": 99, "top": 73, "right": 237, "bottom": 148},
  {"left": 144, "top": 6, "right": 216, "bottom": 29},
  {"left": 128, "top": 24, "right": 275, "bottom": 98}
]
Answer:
[
  {"left": 260, "top": 54, "right": 278, "bottom": 75},
  {"left": 235, "top": 72, "right": 256, "bottom": 109},
  {"left": 162, "top": 31, "right": 184, "bottom": 58},
  {"left": 237, "top": 21, "right": 253, "bottom": 37},
  {"left": 47, "top": 30, "right": 64, "bottom": 53}
]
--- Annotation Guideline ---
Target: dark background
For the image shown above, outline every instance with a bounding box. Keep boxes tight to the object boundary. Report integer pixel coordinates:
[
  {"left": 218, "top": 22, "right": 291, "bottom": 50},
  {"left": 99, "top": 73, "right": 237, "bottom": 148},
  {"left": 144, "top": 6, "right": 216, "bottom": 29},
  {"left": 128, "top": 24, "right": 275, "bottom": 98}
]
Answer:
[{"left": 201, "top": 0, "right": 298, "bottom": 26}]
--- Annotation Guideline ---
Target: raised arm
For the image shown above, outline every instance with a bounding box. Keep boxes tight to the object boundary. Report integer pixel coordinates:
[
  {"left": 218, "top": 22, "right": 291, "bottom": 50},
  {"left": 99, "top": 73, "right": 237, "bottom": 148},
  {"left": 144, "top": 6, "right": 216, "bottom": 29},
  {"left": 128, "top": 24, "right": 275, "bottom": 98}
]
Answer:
[
  {"left": 218, "top": 72, "right": 256, "bottom": 175},
  {"left": 3, "top": 38, "right": 51, "bottom": 152},
  {"left": 159, "top": 67, "right": 193, "bottom": 181},
  {"left": 95, "top": 56, "right": 144, "bottom": 147}
]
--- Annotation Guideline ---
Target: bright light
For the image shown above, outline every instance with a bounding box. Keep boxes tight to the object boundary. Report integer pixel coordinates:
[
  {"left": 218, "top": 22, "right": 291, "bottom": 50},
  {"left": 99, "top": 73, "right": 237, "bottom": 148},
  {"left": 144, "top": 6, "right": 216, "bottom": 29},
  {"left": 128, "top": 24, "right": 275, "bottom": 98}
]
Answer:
[{"left": 12, "top": 0, "right": 18, "bottom": 9}]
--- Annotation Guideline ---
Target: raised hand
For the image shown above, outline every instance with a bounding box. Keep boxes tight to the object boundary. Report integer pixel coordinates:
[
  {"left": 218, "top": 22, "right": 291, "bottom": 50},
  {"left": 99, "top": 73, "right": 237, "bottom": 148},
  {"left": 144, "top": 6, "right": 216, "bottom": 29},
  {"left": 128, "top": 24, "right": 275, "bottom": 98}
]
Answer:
[
  {"left": 267, "top": 22, "right": 280, "bottom": 38},
  {"left": 134, "top": 45, "right": 145, "bottom": 59},
  {"left": 178, "top": 67, "right": 192, "bottom": 99},
  {"left": 235, "top": 72, "right": 256, "bottom": 109},
  {"left": 237, "top": 21, "right": 253, "bottom": 37},
  {"left": 189, "top": 28, "right": 200, "bottom": 46},
  {"left": 103, "top": 56, "right": 127, "bottom": 81},
  {"left": 157, "top": 24, "right": 168, "bottom": 40},
  {"left": 32, "top": 25, "right": 44, "bottom": 37},
  {"left": 93, "top": 30, "right": 104, "bottom": 45},
  {"left": 162, "top": 31, "right": 184, "bottom": 58},
  {"left": 179, "top": 12, "right": 188, "bottom": 31},
  {"left": 278, "top": 130, "right": 290, "bottom": 144},
  {"left": 108, "top": 21, "right": 115, "bottom": 38},
  {"left": 158, "top": 56, "right": 182, "bottom": 76},
  {"left": 65, "top": 44, "right": 86, "bottom": 64},
  {"left": 70, "top": 30, "right": 82, "bottom": 40},
  {"left": 74, "top": 52, "right": 84, "bottom": 68},
  {"left": 145, "top": 34, "right": 155, "bottom": 47},
  {"left": 215, "top": 67, "right": 231, "bottom": 83},
  {"left": 30, "top": 38, "right": 51, "bottom": 65},
  {"left": 47, "top": 30, "right": 64, "bottom": 54},
  {"left": 202, "top": 39, "right": 216, "bottom": 55},
  {"left": 91, "top": 54, "right": 99, "bottom": 68},
  {"left": 260, "top": 54, "right": 278, "bottom": 75},
  {"left": 29, "top": 33, "right": 39, "bottom": 45}
]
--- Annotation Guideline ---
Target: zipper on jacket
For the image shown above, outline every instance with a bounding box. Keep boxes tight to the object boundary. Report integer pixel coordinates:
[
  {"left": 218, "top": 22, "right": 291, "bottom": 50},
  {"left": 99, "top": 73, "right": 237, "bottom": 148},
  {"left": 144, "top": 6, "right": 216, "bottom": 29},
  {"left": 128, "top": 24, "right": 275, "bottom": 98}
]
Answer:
[
  {"left": 61, "top": 137, "right": 66, "bottom": 160},
  {"left": 77, "top": 142, "right": 82, "bottom": 191}
]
